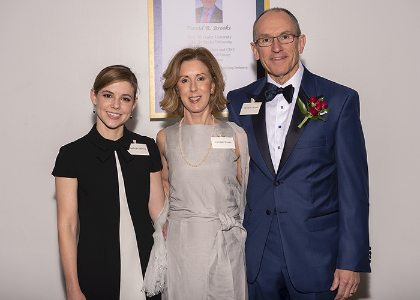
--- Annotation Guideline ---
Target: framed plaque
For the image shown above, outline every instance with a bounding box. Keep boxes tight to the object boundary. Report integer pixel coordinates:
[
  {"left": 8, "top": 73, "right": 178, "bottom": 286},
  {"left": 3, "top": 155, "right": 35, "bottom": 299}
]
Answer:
[{"left": 148, "top": 0, "right": 269, "bottom": 118}]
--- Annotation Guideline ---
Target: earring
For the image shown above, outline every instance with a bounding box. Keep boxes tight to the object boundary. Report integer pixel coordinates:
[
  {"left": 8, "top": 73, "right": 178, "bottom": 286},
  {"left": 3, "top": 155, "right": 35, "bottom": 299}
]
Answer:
[
  {"left": 93, "top": 106, "right": 96, "bottom": 114},
  {"left": 211, "top": 90, "right": 214, "bottom": 95},
  {"left": 130, "top": 115, "right": 133, "bottom": 119}
]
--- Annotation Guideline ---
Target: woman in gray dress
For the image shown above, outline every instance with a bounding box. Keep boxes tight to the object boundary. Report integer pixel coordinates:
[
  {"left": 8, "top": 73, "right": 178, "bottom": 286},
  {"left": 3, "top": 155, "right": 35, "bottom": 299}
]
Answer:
[{"left": 144, "top": 47, "right": 249, "bottom": 299}]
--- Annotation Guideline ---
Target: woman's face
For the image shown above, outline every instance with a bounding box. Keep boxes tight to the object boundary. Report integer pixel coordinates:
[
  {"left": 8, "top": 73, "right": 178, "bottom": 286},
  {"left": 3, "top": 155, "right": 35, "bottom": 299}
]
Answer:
[
  {"left": 91, "top": 80, "right": 137, "bottom": 136},
  {"left": 176, "top": 59, "right": 215, "bottom": 116}
]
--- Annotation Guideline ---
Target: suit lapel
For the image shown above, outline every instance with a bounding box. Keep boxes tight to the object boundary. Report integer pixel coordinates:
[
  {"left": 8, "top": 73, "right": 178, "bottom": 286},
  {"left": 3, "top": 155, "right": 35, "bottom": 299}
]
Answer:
[
  {"left": 248, "top": 79, "right": 276, "bottom": 178},
  {"left": 277, "top": 67, "right": 316, "bottom": 173},
  {"left": 246, "top": 67, "right": 317, "bottom": 177},
  {"left": 277, "top": 88, "right": 308, "bottom": 172}
]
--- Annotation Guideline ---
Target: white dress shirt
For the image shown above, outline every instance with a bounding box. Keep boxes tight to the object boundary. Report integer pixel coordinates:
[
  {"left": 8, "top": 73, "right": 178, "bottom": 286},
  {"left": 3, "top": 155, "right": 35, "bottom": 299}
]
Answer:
[{"left": 266, "top": 61, "right": 304, "bottom": 173}]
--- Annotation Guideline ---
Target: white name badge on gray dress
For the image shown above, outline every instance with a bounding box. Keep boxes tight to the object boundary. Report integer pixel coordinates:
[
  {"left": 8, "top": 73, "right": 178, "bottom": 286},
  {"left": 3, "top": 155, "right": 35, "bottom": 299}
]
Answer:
[
  {"left": 211, "top": 137, "right": 235, "bottom": 149},
  {"left": 128, "top": 141, "right": 149, "bottom": 155}
]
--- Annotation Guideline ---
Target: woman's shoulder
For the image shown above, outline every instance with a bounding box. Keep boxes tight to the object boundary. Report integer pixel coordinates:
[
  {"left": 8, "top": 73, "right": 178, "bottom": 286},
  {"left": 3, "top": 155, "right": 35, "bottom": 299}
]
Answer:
[
  {"left": 125, "top": 129, "right": 161, "bottom": 158},
  {"left": 52, "top": 134, "right": 91, "bottom": 177},
  {"left": 163, "top": 122, "right": 180, "bottom": 136},
  {"left": 126, "top": 129, "right": 158, "bottom": 146},
  {"left": 218, "top": 120, "right": 246, "bottom": 135},
  {"left": 224, "top": 121, "right": 246, "bottom": 134},
  {"left": 57, "top": 133, "right": 90, "bottom": 154}
]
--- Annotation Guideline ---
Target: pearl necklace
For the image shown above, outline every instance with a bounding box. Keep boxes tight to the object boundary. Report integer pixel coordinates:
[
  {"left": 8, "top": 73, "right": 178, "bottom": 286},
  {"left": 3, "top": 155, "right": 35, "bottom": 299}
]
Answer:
[{"left": 179, "top": 115, "right": 215, "bottom": 167}]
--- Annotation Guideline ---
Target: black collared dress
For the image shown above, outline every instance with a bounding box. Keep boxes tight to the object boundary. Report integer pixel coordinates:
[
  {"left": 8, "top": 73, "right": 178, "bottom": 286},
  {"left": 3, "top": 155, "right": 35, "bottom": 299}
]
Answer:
[{"left": 52, "top": 125, "right": 162, "bottom": 300}]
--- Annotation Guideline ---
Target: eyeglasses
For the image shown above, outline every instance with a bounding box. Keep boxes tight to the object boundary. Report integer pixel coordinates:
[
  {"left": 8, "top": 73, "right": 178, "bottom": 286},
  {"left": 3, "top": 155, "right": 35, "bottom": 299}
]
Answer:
[{"left": 254, "top": 34, "right": 300, "bottom": 47}]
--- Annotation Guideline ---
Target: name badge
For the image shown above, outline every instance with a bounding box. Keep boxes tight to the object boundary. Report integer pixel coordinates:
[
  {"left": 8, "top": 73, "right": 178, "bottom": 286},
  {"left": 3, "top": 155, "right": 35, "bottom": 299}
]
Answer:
[
  {"left": 211, "top": 137, "right": 235, "bottom": 149},
  {"left": 128, "top": 141, "right": 149, "bottom": 155},
  {"left": 240, "top": 102, "right": 262, "bottom": 115}
]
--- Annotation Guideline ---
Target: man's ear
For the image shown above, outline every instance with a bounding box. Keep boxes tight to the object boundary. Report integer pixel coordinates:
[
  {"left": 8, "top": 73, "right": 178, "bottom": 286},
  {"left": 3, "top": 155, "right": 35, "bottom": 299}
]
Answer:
[
  {"left": 251, "top": 42, "right": 260, "bottom": 61},
  {"left": 298, "top": 34, "right": 306, "bottom": 54}
]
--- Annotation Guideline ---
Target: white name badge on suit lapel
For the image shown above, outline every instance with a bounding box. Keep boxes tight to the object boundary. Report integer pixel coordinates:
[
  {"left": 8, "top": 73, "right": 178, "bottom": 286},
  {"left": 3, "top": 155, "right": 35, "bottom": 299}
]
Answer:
[
  {"left": 211, "top": 137, "right": 235, "bottom": 149},
  {"left": 240, "top": 99, "right": 261, "bottom": 115},
  {"left": 128, "top": 140, "right": 149, "bottom": 155}
]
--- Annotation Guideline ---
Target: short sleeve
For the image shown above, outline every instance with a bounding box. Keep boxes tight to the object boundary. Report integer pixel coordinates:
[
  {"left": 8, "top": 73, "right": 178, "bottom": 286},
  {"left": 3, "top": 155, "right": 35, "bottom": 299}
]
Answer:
[
  {"left": 52, "top": 145, "right": 77, "bottom": 178},
  {"left": 147, "top": 139, "right": 163, "bottom": 173}
]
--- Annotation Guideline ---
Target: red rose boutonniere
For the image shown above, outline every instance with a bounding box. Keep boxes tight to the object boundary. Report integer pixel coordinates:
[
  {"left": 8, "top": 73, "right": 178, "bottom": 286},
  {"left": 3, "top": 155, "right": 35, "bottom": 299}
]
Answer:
[{"left": 297, "top": 96, "right": 330, "bottom": 128}]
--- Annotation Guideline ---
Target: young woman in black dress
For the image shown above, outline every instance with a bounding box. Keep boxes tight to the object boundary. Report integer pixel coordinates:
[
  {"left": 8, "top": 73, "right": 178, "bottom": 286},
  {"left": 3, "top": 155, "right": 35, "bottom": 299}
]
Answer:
[{"left": 53, "top": 65, "right": 164, "bottom": 300}]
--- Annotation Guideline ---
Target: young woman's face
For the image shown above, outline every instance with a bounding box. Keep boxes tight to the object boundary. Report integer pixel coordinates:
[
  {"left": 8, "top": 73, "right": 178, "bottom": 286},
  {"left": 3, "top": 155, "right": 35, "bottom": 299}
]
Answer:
[{"left": 91, "top": 80, "right": 137, "bottom": 136}]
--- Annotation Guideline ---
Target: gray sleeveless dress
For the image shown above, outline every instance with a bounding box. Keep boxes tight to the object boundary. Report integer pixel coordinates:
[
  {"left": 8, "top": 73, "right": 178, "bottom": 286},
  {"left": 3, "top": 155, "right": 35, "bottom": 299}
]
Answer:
[{"left": 165, "top": 121, "right": 249, "bottom": 300}]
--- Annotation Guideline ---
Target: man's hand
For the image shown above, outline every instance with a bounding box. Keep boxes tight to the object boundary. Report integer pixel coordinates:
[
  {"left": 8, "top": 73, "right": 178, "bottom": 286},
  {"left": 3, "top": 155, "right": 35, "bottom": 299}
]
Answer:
[{"left": 330, "top": 269, "right": 360, "bottom": 299}]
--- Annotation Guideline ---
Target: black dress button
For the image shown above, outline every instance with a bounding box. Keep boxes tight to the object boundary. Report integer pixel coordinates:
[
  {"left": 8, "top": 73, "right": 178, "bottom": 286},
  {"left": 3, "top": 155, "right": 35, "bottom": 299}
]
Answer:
[
  {"left": 266, "top": 210, "right": 271, "bottom": 215},
  {"left": 274, "top": 181, "right": 280, "bottom": 186}
]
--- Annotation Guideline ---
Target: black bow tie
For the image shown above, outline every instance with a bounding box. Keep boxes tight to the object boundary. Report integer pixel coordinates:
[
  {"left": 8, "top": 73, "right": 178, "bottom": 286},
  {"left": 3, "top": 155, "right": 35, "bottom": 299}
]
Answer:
[{"left": 264, "top": 83, "right": 294, "bottom": 104}]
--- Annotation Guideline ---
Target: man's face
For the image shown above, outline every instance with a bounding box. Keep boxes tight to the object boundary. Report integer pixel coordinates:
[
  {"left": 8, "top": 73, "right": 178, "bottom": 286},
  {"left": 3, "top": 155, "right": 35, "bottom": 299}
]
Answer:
[
  {"left": 251, "top": 11, "right": 306, "bottom": 85},
  {"left": 201, "top": 0, "right": 217, "bottom": 11}
]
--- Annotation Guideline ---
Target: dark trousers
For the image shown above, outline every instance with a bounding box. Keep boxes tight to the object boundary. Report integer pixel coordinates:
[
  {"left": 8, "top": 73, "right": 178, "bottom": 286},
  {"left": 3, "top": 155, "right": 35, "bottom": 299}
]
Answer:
[{"left": 248, "top": 214, "right": 337, "bottom": 300}]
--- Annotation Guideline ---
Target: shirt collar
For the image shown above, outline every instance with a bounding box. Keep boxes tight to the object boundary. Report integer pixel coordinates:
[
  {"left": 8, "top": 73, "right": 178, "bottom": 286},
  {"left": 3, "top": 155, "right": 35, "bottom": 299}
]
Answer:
[{"left": 87, "top": 124, "right": 134, "bottom": 162}]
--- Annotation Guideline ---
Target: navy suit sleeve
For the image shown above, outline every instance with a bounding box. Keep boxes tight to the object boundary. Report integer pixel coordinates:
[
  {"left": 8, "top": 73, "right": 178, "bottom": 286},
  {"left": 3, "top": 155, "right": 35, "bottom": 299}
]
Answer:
[{"left": 334, "top": 90, "right": 370, "bottom": 272}]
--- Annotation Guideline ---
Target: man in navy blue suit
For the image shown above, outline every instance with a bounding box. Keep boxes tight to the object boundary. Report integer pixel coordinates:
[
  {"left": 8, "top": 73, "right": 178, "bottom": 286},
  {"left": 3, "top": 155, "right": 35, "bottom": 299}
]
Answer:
[{"left": 227, "top": 7, "right": 370, "bottom": 300}]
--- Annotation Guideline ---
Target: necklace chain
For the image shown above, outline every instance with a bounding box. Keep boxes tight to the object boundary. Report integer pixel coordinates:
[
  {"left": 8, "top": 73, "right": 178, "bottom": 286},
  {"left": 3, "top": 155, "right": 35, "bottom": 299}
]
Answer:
[{"left": 179, "top": 115, "right": 215, "bottom": 167}]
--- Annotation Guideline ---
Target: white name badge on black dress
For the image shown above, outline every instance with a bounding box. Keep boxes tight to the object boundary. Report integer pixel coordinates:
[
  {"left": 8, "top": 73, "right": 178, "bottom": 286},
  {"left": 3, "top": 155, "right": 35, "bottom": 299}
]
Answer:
[{"left": 128, "top": 141, "right": 149, "bottom": 155}]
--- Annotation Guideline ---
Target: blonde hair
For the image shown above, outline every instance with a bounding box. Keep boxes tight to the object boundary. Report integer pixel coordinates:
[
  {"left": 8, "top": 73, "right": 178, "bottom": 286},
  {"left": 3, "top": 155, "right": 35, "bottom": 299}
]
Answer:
[{"left": 160, "top": 47, "right": 228, "bottom": 117}]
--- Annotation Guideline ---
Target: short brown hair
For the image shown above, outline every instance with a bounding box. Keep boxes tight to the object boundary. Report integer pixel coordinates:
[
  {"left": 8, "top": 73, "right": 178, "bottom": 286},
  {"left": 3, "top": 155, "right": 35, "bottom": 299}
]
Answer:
[
  {"left": 253, "top": 7, "right": 301, "bottom": 41},
  {"left": 160, "top": 47, "right": 228, "bottom": 117},
  {"left": 93, "top": 65, "right": 139, "bottom": 98}
]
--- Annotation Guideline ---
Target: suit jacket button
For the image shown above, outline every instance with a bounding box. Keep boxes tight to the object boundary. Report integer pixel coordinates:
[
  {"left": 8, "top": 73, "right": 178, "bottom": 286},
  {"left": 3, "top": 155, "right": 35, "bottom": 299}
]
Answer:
[
  {"left": 274, "top": 181, "right": 280, "bottom": 186},
  {"left": 266, "top": 210, "right": 271, "bottom": 215}
]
